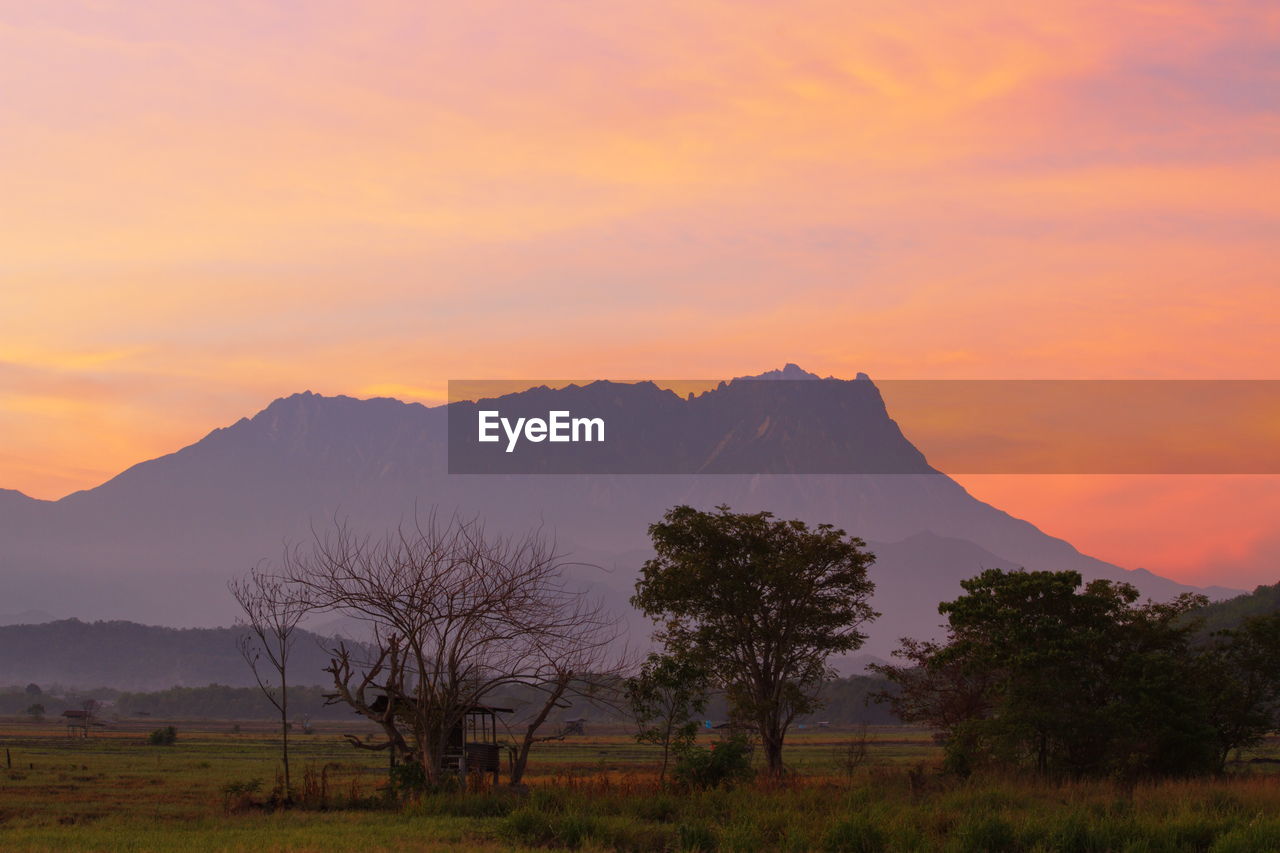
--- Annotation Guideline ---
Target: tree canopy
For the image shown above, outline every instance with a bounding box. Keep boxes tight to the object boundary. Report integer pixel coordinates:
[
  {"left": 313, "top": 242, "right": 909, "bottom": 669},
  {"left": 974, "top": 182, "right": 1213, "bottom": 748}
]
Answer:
[
  {"left": 632, "top": 504, "right": 878, "bottom": 774},
  {"left": 874, "top": 568, "right": 1280, "bottom": 778}
]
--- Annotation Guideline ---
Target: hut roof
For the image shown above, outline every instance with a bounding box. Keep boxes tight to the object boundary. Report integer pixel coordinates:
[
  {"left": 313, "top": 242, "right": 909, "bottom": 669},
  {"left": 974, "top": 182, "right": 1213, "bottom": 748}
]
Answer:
[{"left": 367, "top": 695, "right": 512, "bottom": 715}]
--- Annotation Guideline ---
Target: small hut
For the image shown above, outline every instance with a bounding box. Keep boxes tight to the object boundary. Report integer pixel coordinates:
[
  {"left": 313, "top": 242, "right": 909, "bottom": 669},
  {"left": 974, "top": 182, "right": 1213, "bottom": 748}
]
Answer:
[
  {"left": 450, "top": 704, "right": 511, "bottom": 783},
  {"left": 367, "top": 696, "right": 512, "bottom": 784},
  {"left": 61, "top": 709, "right": 92, "bottom": 738}
]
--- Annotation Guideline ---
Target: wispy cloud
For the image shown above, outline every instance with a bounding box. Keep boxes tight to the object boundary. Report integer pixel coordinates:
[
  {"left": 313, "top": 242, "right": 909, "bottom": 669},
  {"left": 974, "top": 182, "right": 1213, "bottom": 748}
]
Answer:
[{"left": 0, "top": 1, "right": 1277, "bottom": 585}]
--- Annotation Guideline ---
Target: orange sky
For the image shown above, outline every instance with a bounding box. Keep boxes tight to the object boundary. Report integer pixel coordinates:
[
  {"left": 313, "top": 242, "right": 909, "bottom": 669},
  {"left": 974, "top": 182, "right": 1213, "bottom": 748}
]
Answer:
[{"left": 1, "top": 1, "right": 1278, "bottom": 588}]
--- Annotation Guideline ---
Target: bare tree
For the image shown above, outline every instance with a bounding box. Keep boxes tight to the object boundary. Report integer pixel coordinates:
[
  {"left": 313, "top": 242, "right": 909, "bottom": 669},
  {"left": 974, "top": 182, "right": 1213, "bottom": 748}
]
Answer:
[
  {"left": 230, "top": 566, "right": 309, "bottom": 798},
  {"left": 837, "top": 723, "right": 871, "bottom": 783},
  {"left": 280, "top": 511, "right": 621, "bottom": 788},
  {"left": 506, "top": 596, "right": 625, "bottom": 786}
]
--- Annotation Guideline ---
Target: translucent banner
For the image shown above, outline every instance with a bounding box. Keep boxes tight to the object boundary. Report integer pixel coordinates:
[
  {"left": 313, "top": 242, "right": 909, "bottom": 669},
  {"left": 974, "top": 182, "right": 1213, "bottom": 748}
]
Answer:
[{"left": 446, "top": 378, "right": 1280, "bottom": 474}]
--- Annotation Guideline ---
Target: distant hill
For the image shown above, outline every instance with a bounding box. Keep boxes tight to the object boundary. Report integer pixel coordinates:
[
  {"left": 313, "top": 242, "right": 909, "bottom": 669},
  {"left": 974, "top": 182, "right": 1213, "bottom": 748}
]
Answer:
[
  {"left": 0, "top": 609, "right": 55, "bottom": 626},
  {"left": 1192, "top": 582, "right": 1280, "bottom": 636},
  {"left": 0, "top": 619, "right": 356, "bottom": 691}
]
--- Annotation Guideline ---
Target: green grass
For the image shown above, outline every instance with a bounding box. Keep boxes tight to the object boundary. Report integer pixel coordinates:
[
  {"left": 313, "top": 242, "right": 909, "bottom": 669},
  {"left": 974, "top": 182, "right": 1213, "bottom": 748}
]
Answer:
[{"left": 2, "top": 717, "right": 1279, "bottom": 851}]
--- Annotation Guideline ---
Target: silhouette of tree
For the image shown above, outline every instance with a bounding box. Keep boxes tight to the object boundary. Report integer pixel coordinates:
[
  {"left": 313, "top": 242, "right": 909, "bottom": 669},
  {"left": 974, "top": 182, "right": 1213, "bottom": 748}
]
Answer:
[{"left": 633, "top": 505, "right": 877, "bottom": 775}]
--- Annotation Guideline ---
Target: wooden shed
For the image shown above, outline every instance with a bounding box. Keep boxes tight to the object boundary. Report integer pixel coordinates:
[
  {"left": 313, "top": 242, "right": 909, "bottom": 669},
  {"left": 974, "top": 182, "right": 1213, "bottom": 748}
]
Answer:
[{"left": 367, "top": 695, "right": 512, "bottom": 783}]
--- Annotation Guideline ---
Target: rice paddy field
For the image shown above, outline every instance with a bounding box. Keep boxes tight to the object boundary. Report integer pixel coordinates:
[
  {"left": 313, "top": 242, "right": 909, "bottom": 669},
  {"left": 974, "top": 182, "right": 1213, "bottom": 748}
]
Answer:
[{"left": 2, "top": 716, "right": 1280, "bottom": 851}]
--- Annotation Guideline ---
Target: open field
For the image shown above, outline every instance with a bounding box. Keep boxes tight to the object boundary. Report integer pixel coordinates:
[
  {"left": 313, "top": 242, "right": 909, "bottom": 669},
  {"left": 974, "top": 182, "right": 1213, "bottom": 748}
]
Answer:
[{"left": 3, "top": 717, "right": 1280, "bottom": 851}]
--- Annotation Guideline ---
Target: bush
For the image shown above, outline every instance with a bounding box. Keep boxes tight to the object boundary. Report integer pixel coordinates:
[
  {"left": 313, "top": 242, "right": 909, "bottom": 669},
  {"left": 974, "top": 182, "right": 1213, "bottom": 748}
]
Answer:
[
  {"left": 503, "top": 808, "right": 557, "bottom": 846},
  {"left": 385, "top": 761, "right": 465, "bottom": 798},
  {"left": 952, "top": 814, "right": 1018, "bottom": 852},
  {"left": 676, "top": 822, "right": 718, "bottom": 851},
  {"left": 220, "top": 778, "right": 263, "bottom": 813},
  {"left": 147, "top": 726, "right": 177, "bottom": 746},
  {"left": 632, "top": 793, "right": 680, "bottom": 823},
  {"left": 1040, "top": 813, "right": 1104, "bottom": 853},
  {"left": 673, "top": 734, "right": 756, "bottom": 790},
  {"left": 824, "top": 816, "right": 887, "bottom": 853},
  {"left": 1211, "top": 820, "right": 1280, "bottom": 852},
  {"left": 388, "top": 760, "right": 426, "bottom": 795},
  {"left": 501, "top": 807, "right": 604, "bottom": 849},
  {"left": 419, "top": 792, "right": 515, "bottom": 818}
]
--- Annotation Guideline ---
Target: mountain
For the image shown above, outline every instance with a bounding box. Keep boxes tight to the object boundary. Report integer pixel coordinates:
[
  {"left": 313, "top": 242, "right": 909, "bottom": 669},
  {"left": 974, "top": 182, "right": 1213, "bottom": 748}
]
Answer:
[
  {"left": 0, "top": 609, "right": 55, "bottom": 627},
  {"left": 0, "top": 619, "right": 350, "bottom": 691},
  {"left": 735, "top": 363, "right": 827, "bottom": 381},
  {"left": 447, "top": 373, "right": 933, "bottom": 473},
  {"left": 0, "top": 368, "right": 1239, "bottom": 666}
]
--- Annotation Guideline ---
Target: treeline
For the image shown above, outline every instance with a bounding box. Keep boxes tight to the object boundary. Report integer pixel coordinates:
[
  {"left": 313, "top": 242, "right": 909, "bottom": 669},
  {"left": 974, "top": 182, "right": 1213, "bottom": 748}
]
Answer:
[
  {"left": 0, "top": 684, "right": 351, "bottom": 720},
  {"left": 0, "top": 685, "right": 118, "bottom": 717},
  {"left": 3, "top": 675, "right": 897, "bottom": 726},
  {"left": 875, "top": 569, "right": 1280, "bottom": 778},
  {"left": 1193, "top": 581, "right": 1280, "bottom": 637},
  {"left": 115, "top": 685, "right": 354, "bottom": 720},
  {"left": 799, "top": 675, "right": 899, "bottom": 726}
]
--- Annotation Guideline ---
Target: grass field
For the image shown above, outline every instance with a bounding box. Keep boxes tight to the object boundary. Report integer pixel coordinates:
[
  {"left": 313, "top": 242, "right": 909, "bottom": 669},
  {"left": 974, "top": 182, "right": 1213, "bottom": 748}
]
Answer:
[{"left": 2, "top": 716, "right": 1280, "bottom": 851}]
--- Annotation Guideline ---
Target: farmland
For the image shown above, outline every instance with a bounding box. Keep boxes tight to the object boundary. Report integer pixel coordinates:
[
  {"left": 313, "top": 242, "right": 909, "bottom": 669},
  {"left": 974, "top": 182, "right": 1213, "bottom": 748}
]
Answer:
[{"left": 3, "top": 717, "right": 1280, "bottom": 851}]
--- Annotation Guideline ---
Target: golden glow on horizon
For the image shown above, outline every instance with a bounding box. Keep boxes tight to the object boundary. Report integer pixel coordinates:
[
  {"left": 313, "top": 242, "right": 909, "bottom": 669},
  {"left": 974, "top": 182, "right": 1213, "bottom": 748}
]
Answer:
[{"left": 1, "top": 1, "right": 1278, "bottom": 585}]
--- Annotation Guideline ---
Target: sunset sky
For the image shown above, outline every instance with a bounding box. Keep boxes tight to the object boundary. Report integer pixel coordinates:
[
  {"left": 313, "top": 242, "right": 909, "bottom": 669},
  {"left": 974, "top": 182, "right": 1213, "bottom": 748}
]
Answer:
[{"left": 2, "top": 2, "right": 1278, "bottom": 588}]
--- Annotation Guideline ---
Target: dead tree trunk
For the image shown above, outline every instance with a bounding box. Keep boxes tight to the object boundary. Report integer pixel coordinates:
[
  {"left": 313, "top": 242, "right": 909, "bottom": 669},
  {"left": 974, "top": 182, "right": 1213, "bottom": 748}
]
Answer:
[{"left": 509, "top": 674, "right": 572, "bottom": 786}]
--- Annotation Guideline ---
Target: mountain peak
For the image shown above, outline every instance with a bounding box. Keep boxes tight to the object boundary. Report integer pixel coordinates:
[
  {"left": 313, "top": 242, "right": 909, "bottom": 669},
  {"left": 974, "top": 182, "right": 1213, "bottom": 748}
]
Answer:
[
  {"left": 735, "top": 363, "right": 826, "bottom": 381},
  {"left": 0, "top": 488, "right": 42, "bottom": 510}
]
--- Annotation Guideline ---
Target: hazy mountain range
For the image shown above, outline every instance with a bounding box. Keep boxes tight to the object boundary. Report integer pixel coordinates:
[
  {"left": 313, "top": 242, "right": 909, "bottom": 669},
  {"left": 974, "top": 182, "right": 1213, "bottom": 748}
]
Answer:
[
  {"left": 0, "top": 365, "right": 1240, "bottom": 673},
  {"left": 0, "top": 619, "right": 345, "bottom": 691}
]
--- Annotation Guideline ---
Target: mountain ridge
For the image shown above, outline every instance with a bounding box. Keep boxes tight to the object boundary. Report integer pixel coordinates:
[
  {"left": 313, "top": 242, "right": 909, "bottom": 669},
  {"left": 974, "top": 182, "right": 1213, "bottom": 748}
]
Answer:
[{"left": 0, "top": 368, "right": 1241, "bottom": 661}]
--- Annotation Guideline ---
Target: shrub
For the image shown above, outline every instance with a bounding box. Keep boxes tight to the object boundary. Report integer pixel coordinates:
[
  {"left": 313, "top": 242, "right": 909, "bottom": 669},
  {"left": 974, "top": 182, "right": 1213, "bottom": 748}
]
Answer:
[
  {"left": 824, "top": 816, "right": 887, "bottom": 853},
  {"left": 220, "top": 778, "right": 263, "bottom": 813},
  {"left": 676, "top": 822, "right": 718, "bottom": 851},
  {"left": 388, "top": 760, "right": 426, "bottom": 795},
  {"left": 500, "top": 807, "right": 604, "bottom": 849},
  {"left": 952, "top": 814, "right": 1018, "bottom": 852},
  {"left": 555, "top": 813, "right": 604, "bottom": 848},
  {"left": 386, "top": 761, "right": 464, "bottom": 798},
  {"left": 147, "top": 726, "right": 177, "bottom": 746},
  {"left": 1040, "top": 813, "right": 1105, "bottom": 853},
  {"left": 529, "top": 787, "right": 570, "bottom": 814},
  {"left": 632, "top": 793, "right": 680, "bottom": 823},
  {"left": 419, "top": 792, "right": 515, "bottom": 818},
  {"left": 598, "top": 821, "right": 676, "bottom": 852},
  {"left": 502, "top": 807, "right": 557, "bottom": 846},
  {"left": 1157, "top": 816, "right": 1229, "bottom": 851},
  {"left": 1210, "top": 820, "right": 1280, "bottom": 852},
  {"left": 673, "top": 734, "right": 756, "bottom": 790}
]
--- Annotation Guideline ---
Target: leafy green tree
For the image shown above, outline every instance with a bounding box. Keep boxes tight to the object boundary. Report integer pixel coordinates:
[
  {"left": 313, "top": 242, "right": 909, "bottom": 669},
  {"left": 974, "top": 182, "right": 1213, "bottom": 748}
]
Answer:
[
  {"left": 1202, "top": 612, "right": 1280, "bottom": 770},
  {"left": 671, "top": 733, "right": 755, "bottom": 790},
  {"left": 632, "top": 505, "right": 878, "bottom": 775},
  {"left": 875, "top": 569, "right": 1215, "bottom": 778},
  {"left": 627, "top": 653, "right": 709, "bottom": 783},
  {"left": 869, "top": 635, "right": 996, "bottom": 755}
]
